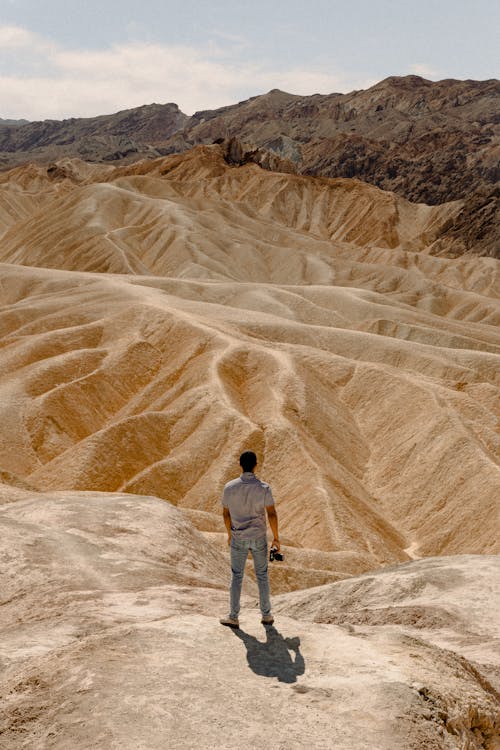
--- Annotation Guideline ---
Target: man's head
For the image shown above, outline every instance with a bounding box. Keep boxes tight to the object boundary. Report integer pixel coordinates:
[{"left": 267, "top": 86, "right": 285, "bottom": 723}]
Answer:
[{"left": 239, "top": 451, "right": 257, "bottom": 472}]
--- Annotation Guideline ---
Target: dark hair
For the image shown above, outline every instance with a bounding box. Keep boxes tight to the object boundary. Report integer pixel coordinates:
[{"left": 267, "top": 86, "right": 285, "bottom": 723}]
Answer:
[{"left": 239, "top": 451, "right": 257, "bottom": 472}]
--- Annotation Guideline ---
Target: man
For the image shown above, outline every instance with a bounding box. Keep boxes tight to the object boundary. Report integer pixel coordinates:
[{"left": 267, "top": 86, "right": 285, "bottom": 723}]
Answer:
[{"left": 220, "top": 450, "right": 280, "bottom": 628}]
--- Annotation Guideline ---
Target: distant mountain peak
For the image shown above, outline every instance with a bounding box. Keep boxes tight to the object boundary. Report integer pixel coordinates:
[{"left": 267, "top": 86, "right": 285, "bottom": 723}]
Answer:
[
  {"left": 0, "top": 117, "right": 30, "bottom": 126},
  {"left": 375, "top": 74, "right": 432, "bottom": 87}
]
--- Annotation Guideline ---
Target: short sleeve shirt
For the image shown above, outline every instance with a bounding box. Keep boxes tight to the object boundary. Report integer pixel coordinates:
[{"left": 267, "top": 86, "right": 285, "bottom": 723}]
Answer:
[{"left": 221, "top": 472, "right": 274, "bottom": 540}]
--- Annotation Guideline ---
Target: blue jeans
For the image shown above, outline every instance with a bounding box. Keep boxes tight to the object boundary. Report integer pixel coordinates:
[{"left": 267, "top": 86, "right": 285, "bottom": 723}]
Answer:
[{"left": 229, "top": 536, "right": 271, "bottom": 619}]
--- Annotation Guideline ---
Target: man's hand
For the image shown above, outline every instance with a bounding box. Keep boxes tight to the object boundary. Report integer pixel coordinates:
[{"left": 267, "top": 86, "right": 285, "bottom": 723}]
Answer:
[
  {"left": 227, "top": 534, "right": 231, "bottom": 546},
  {"left": 272, "top": 538, "right": 281, "bottom": 551}
]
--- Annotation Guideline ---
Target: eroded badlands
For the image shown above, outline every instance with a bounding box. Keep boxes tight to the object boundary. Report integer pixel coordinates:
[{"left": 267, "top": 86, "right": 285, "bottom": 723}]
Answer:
[{"left": 0, "top": 145, "right": 499, "bottom": 748}]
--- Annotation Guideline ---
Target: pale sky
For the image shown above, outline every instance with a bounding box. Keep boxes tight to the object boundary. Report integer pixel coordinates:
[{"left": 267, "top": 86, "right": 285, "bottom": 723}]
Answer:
[{"left": 0, "top": 0, "right": 498, "bottom": 120}]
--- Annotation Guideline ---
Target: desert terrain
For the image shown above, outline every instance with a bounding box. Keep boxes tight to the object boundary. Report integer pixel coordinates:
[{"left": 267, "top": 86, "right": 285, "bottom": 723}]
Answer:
[
  {"left": 1, "top": 76, "right": 498, "bottom": 256},
  {"left": 0, "top": 141, "right": 499, "bottom": 748}
]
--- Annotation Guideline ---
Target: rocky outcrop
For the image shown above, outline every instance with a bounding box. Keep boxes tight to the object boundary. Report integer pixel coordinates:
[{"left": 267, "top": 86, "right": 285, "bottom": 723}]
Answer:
[{"left": 219, "top": 136, "right": 296, "bottom": 174}]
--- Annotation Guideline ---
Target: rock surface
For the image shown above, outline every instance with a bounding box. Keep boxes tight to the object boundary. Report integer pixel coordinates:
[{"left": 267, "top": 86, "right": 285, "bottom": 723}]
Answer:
[{"left": 0, "top": 490, "right": 498, "bottom": 750}]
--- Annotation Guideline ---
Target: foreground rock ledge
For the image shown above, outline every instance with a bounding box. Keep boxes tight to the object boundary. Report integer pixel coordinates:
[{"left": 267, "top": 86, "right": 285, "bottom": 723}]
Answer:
[{"left": 0, "top": 490, "right": 498, "bottom": 750}]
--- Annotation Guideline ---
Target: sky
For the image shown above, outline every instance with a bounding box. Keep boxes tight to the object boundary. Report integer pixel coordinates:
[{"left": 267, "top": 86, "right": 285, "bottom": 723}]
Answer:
[{"left": 0, "top": 0, "right": 498, "bottom": 121}]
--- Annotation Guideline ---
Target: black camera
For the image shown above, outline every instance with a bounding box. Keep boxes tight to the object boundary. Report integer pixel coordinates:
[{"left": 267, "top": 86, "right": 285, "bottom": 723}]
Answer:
[{"left": 269, "top": 546, "right": 284, "bottom": 562}]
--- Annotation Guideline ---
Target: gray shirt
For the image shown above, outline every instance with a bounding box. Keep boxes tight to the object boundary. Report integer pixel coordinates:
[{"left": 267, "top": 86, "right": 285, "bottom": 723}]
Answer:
[{"left": 221, "top": 472, "right": 275, "bottom": 540}]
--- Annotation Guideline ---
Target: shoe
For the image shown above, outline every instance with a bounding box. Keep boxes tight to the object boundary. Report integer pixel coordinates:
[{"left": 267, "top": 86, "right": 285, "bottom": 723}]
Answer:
[
  {"left": 219, "top": 616, "right": 240, "bottom": 628},
  {"left": 261, "top": 614, "right": 274, "bottom": 625}
]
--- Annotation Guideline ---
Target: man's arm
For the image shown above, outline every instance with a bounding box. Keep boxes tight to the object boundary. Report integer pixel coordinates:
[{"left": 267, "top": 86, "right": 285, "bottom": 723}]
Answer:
[
  {"left": 266, "top": 505, "right": 280, "bottom": 550},
  {"left": 223, "top": 507, "right": 232, "bottom": 545}
]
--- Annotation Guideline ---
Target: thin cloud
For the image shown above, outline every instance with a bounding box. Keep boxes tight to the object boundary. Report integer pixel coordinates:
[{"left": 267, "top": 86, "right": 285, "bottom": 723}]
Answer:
[
  {"left": 0, "top": 25, "right": 372, "bottom": 120},
  {"left": 0, "top": 24, "right": 38, "bottom": 48},
  {"left": 409, "top": 63, "right": 441, "bottom": 79},
  {"left": 0, "top": 24, "right": 53, "bottom": 54}
]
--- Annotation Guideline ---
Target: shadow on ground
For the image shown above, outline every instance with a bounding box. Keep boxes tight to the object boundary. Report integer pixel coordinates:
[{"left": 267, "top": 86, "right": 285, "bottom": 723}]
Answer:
[{"left": 232, "top": 625, "right": 305, "bottom": 683}]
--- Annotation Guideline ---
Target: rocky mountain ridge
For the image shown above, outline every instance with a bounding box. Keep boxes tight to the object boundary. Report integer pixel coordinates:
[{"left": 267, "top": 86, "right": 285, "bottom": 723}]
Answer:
[
  {"left": 0, "top": 75, "right": 498, "bottom": 256},
  {"left": 0, "top": 117, "right": 30, "bottom": 127},
  {"left": 175, "top": 76, "right": 499, "bottom": 201},
  {"left": 0, "top": 102, "right": 187, "bottom": 168}
]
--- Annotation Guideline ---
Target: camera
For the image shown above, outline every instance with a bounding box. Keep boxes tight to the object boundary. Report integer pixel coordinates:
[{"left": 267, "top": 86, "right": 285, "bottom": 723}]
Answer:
[{"left": 269, "top": 546, "right": 284, "bottom": 562}]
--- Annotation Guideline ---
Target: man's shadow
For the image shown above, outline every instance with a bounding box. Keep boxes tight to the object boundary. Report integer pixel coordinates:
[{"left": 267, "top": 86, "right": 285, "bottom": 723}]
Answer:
[{"left": 232, "top": 625, "right": 305, "bottom": 683}]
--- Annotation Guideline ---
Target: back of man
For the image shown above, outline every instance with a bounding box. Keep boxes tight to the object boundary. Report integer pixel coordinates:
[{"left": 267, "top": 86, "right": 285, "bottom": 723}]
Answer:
[
  {"left": 220, "top": 451, "right": 280, "bottom": 628},
  {"left": 222, "top": 472, "right": 272, "bottom": 540}
]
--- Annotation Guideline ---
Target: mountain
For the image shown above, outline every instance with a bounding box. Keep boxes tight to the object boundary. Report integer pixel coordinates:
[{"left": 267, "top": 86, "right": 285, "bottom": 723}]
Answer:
[
  {"left": 0, "top": 144, "right": 464, "bottom": 273},
  {"left": 0, "top": 102, "right": 187, "bottom": 169},
  {"left": 0, "top": 117, "right": 30, "bottom": 127},
  {"left": 2, "top": 77, "right": 498, "bottom": 207},
  {"left": 0, "top": 76, "right": 498, "bottom": 255},
  {"left": 176, "top": 77, "right": 499, "bottom": 202},
  {"left": 171, "top": 76, "right": 499, "bottom": 257}
]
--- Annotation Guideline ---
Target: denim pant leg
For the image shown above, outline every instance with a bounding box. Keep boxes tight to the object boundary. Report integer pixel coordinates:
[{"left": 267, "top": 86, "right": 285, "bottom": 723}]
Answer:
[
  {"left": 229, "top": 538, "right": 249, "bottom": 619},
  {"left": 250, "top": 537, "right": 271, "bottom": 616}
]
